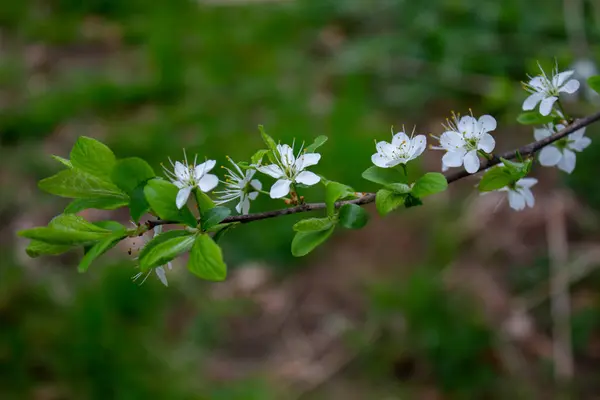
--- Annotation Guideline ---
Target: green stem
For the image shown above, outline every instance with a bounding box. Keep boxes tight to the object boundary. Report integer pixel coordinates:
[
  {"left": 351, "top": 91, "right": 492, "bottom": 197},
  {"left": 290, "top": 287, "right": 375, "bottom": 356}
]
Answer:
[
  {"left": 555, "top": 99, "right": 571, "bottom": 123},
  {"left": 400, "top": 163, "right": 408, "bottom": 177},
  {"left": 478, "top": 150, "right": 493, "bottom": 161},
  {"left": 192, "top": 188, "right": 203, "bottom": 229}
]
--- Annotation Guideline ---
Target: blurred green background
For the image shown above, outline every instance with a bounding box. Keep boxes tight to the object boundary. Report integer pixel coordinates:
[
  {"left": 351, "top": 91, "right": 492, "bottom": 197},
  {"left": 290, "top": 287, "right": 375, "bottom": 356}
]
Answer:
[{"left": 3, "top": 0, "right": 600, "bottom": 398}]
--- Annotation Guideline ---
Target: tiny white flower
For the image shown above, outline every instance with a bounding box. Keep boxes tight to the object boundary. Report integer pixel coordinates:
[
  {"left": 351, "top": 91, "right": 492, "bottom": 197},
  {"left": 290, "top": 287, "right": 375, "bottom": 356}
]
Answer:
[
  {"left": 214, "top": 157, "right": 262, "bottom": 215},
  {"left": 432, "top": 112, "right": 496, "bottom": 174},
  {"left": 534, "top": 124, "right": 591, "bottom": 173},
  {"left": 522, "top": 62, "right": 580, "bottom": 116},
  {"left": 163, "top": 151, "right": 219, "bottom": 209},
  {"left": 497, "top": 178, "right": 538, "bottom": 211},
  {"left": 371, "top": 128, "right": 427, "bottom": 168},
  {"left": 132, "top": 225, "right": 172, "bottom": 287},
  {"left": 257, "top": 142, "right": 321, "bottom": 199}
]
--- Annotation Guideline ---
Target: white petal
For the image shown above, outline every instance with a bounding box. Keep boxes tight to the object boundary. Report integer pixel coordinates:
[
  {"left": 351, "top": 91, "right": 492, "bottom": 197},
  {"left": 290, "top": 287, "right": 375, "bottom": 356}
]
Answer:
[
  {"left": 538, "top": 146, "right": 562, "bottom": 166},
  {"left": 520, "top": 188, "right": 535, "bottom": 208},
  {"left": 372, "top": 153, "right": 392, "bottom": 168},
  {"left": 557, "top": 149, "right": 576, "bottom": 173},
  {"left": 391, "top": 132, "right": 411, "bottom": 147},
  {"left": 250, "top": 179, "right": 262, "bottom": 191},
  {"left": 257, "top": 164, "right": 285, "bottom": 179},
  {"left": 270, "top": 179, "right": 292, "bottom": 198},
  {"left": 155, "top": 267, "right": 168, "bottom": 287},
  {"left": 560, "top": 79, "right": 580, "bottom": 94},
  {"left": 568, "top": 127, "right": 586, "bottom": 141},
  {"left": 508, "top": 190, "right": 526, "bottom": 211},
  {"left": 176, "top": 186, "right": 192, "bottom": 209},
  {"left": 552, "top": 70, "right": 574, "bottom": 87},
  {"left": 440, "top": 131, "right": 465, "bottom": 150},
  {"left": 458, "top": 116, "right": 477, "bottom": 135},
  {"left": 277, "top": 144, "right": 295, "bottom": 167},
  {"left": 295, "top": 153, "right": 321, "bottom": 170},
  {"left": 174, "top": 161, "right": 189, "bottom": 180},
  {"left": 409, "top": 135, "right": 427, "bottom": 159},
  {"left": 539, "top": 96, "right": 558, "bottom": 116},
  {"left": 295, "top": 171, "right": 320, "bottom": 186},
  {"left": 376, "top": 141, "right": 397, "bottom": 158},
  {"left": 522, "top": 92, "right": 544, "bottom": 111},
  {"left": 528, "top": 76, "right": 545, "bottom": 91},
  {"left": 463, "top": 150, "right": 480, "bottom": 173},
  {"left": 194, "top": 159, "right": 216, "bottom": 179},
  {"left": 518, "top": 178, "right": 538, "bottom": 189},
  {"left": 570, "top": 136, "right": 591, "bottom": 152},
  {"left": 478, "top": 115, "right": 497, "bottom": 132},
  {"left": 478, "top": 133, "right": 495, "bottom": 153},
  {"left": 198, "top": 173, "right": 219, "bottom": 192},
  {"left": 534, "top": 127, "right": 552, "bottom": 141},
  {"left": 442, "top": 150, "right": 465, "bottom": 168},
  {"left": 248, "top": 191, "right": 259, "bottom": 200},
  {"left": 236, "top": 196, "right": 250, "bottom": 215}
]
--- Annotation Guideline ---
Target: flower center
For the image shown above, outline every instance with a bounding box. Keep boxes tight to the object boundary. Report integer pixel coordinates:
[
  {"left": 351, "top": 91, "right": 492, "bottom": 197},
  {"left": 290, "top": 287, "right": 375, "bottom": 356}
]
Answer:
[{"left": 464, "top": 137, "right": 478, "bottom": 151}]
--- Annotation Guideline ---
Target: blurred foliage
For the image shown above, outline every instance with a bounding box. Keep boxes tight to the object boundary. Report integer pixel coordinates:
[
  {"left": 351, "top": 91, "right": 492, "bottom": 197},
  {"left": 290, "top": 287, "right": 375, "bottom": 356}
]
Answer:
[{"left": 2, "top": 0, "right": 600, "bottom": 398}]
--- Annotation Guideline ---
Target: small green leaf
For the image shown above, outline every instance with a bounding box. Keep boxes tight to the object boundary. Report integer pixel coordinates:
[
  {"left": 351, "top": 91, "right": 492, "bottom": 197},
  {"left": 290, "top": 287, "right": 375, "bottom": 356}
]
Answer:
[
  {"left": 144, "top": 179, "right": 198, "bottom": 227},
  {"left": 251, "top": 149, "right": 269, "bottom": 165},
  {"left": 338, "top": 204, "right": 369, "bottom": 229},
  {"left": 212, "top": 223, "right": 238, "bottom": 243},
  {"left": 499, "top": 157, "right": 532, "bottom": 180},
  {"left": 70, "top": 136, "right": 116, "bottom": 177},
  {"left": 325, "top": 182, "right": 355, "bottom": 216},
  {"left": 39, "top": 169, "right": 128, "bottom": 200},
  {"left": 293, "top": 217, "right": 334, "bottom": 232},
  {"left": 305, "top": 135, "right": 328, "bottom": 153},
  {"left": 26, "top": 240, "right": 73, "bottom": 258},
  {"left": 194, "top": 189, "right": 215, "bottom": 212},
  {"left": 78, "top": 233, "right": 126, "bottom": 273},
  {"left": 404, "top": 193, "right": 423, "bottom": 208},
  {"left": 291, "top": 225, "right": 335, "bottom": 257},
  {"left": 65, "top": 197, "right": 129, "bottom": 214},
  {"left": 385, "top": 183, "right": 412, "bottom": 194},
  {"left": 411, "top": 172, "right": 448, "bottom": 198},
  {"left": 51, "top": 155, "right": 72, "bottom": 168},
  {"left": 362, "top": 166, "right": 407, "bottom": 185},
  {"left": 587, "top": 75, "right": 600, "bottom": 94},
  {"left": 111, "top": 157, "right": 155, "bottom": 194},
  {"left": 129, "top": 183, "right": 151, "bottom": 222},
  {"left": 92, "top": 220, "right": 126, "bottom": 233},
  {"left": 188, "top": 234, "right": 227, "bottom": 281},
  {"left": 201, "top": 206, "right": 231, "bottom": 231},
  {"left": 258, "top": 125, "right": 278, "bottom": 152},
  {"left": 19, "top": 214, "right": 113, "bottom": 245},
  {"left": 375, "top": 189, "right": 406, "bottom": 216},
  {"left": 478, "top": 166, "right": 514, "bottom": 192},
  {"left": 517, "top": 111, "right": 554, "bottom": 125},
  {"left": 139, "top": 231, "right": 195, "bottom": 271}
]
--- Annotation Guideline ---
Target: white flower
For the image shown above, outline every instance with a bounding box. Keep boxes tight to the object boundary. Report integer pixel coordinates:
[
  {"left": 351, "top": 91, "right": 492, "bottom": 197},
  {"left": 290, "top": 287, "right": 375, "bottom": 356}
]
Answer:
[
  {"left": 257, "top": 142, "right": 321, "bottom": 199},
  {"left": 534, "top": 124, "right": 591, "bottom": 173},
  {"left": 433, "top": 113, "right": 496, "bottom": 174},
  {"left": 163, "top": 151, "right": 219, "bottom": 209},
  {"left": 497, "top": 178, "right": 538, "bottom": 211},
  {"left": 371, "top": 129, "right": 427, "bottom": 168},
  {"left": 214, "top": 158, "right": 262, "bottom": 215},
  {"left": 522, "top": 63, "right": 580, "bottom": 116},
  {"left": 132, "top": 225, "right": 172, "bottom": 287}
]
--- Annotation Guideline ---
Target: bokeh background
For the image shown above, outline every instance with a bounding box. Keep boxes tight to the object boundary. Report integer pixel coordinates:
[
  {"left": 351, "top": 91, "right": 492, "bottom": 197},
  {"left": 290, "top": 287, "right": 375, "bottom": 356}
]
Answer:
[{"left": 3, "top": 0, "right": 600, "bottom": 398}]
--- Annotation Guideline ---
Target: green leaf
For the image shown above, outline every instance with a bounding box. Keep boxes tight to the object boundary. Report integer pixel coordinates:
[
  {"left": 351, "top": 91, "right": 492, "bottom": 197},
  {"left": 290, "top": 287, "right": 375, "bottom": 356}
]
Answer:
[
  {"left": 212, "top": 223, "right": 238, "bottom": 243},
  {"left": 305, "top": 135, "right": 328, "bottom": 153},
  {"left": 258, "top": 125, "right": 278, "bottom": 152},
  {"left": 325, "top": 181, "right": 355, "bottom": 216},
  {"left": 78, "top": 233, "right": 126, "bottom": 273},
  {"left": 92, "top": 220, "right": 126, "bottom": 233},
  {"left": 110, "top": 157, "right": 155, "bottom": 194},
  {"left": 375, "top": 189, "right": 406, "bottom": 216},
  {"left": 201, "top": 206, "right": 231, "bottom": 231},
  {"left": 385, "top": 183, "right": 412, "bottom": 194},
  {"left": 19, "top": 214, "right": 113, "bottom": 245},
  {"left": 139, "top": 231, "right": 195, "bottom": 271},
  {"left": 411, "top": 172, "right": 448, "bottom": 198},
  {"left": 251, "top": 149, "right": 269, "bottom": 165},
  {"left": 70, "top": 136, "right": 116, "bottom": 177},
  {"left": 194, "top": 189, "right": 215, "bottom": 212},
  {"left": 291, "top": 225, "right": 335, "bottom": 257},
  {"left": 143, "top": 179, "right": 198, "bottom": 227},
  {"left": 499, "top": 157, "right": 532, "bottom": 180},
  {"left": 129, "top": 183, "right": 151, "bottom": 222},
  {"left": 26, "top": 240, "right": 73, "bottom": 258},
  {"left": 404, "top": 193, "right": 423, "bottom": 208},
  {"left": 362, "top": 166, "right": 406, "bottom": 185},
  {"left": 51, "top": 155, "right": 72, "bottom": 168},
  {"left": 338, "top": 204, "right": 369, "bottom": 229},
  {"left": 516, "top": 111, "right": 554, "bottom": 125},
  {"left": 293, "top": 217, "right": 334, "bottom": 232},
  {"left": 39, "top": 168, "right": 128, "bottom": 200},
  {"left": 188, "top": 234, "right": 227, "bottom": 281},
  {"left": 587, "top": 75, "right": 600, "bottom": 94},
  {"left": 478, "top": 166, "right": 514, "bottom": 192},
  {"left": 64, "top": 197, "right": 128, "bottom": 214}
]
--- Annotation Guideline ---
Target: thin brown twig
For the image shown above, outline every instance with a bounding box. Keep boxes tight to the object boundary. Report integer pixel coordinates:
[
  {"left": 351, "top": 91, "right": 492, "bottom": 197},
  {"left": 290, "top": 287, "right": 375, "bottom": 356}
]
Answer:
[{"left": 147, "top": 111, "right": 600, "bottom": 228}]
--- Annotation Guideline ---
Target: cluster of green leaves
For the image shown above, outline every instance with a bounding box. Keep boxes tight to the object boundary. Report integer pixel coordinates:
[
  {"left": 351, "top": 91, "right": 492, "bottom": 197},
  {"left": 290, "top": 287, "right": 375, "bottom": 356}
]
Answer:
[
  {"left": 478, "top": 157, "right": 532, "bottom": 192},
  {"left": 18, "top": 137, "right": 229, "bottom": 281}
]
